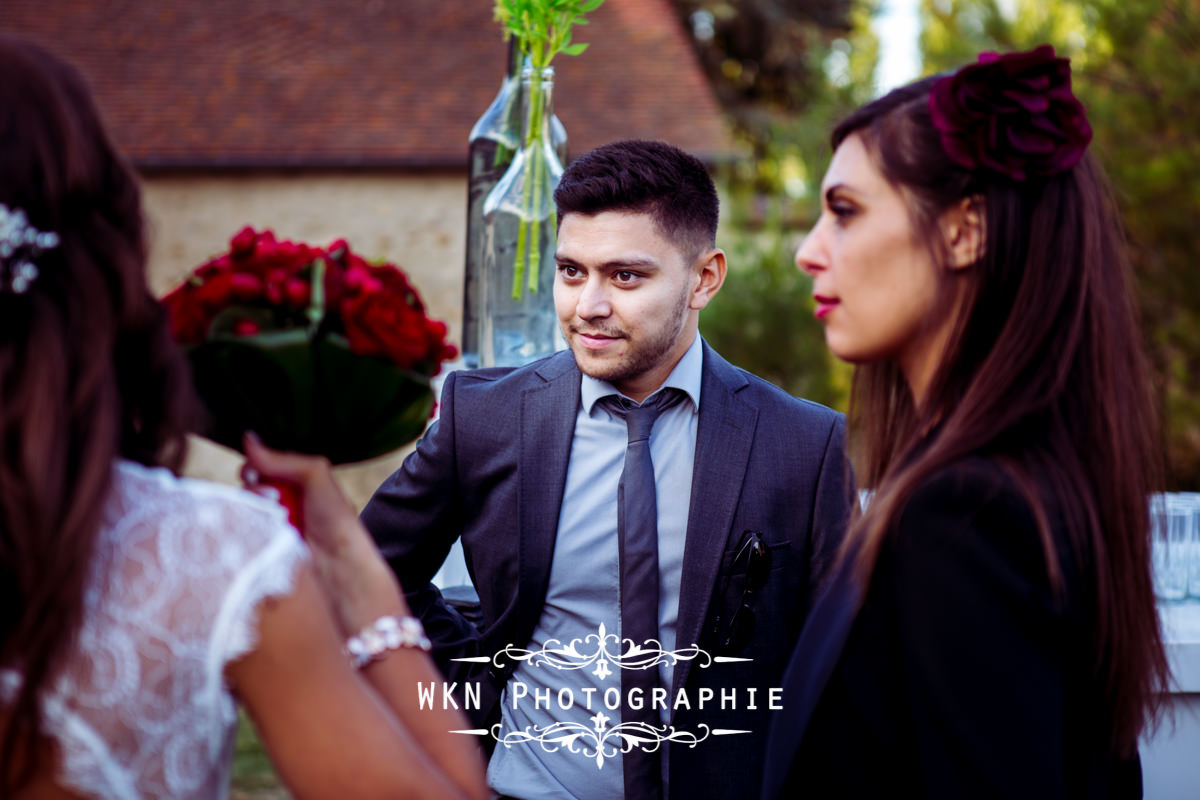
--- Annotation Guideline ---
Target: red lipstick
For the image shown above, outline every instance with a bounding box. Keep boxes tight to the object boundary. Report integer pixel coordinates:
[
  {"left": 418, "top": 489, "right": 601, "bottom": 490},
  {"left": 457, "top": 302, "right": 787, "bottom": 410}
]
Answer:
[{"left": 813, "top": 295, "right": 839, "bottom": 320}]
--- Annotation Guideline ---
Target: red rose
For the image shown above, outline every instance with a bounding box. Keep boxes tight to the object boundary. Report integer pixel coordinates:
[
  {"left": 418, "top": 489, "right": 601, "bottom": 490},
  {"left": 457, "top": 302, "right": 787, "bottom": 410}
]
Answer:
[
  {"left": 234, "top": 319, "right": 261, "bottom": 337},
  {"left": 284, "top": 277, "right": 310, "bottom": 308},
  {"left": 322, "top": 261, "right": 347, "bottom": 309},
  {"left": 162, "top": 284, "right": 210, "bottom": 343},
  {"left": 275, "top": 241, "right": 300, "bottom": 263},
  {"left": 264, "top": 268, "right": 292, "bottom": 305},
  {"left": 194, "top": 272, "right": 236, "bottom": 310},
  {"left": 928, "top": 45, "right": 1092, "bottom": 181},
  {"left": 342, "top": 293, "right": 431, "bottom": 368},
  {"left": 426, "top": 319, "right": 459, "bottom": 362},
  {"left": 230, "top": 272, "right": 263, "bottom": 300},
  {"left": 168, "top": 227, "right": 454, "bottom": 376},
  {"left": 204, "top": 254, "right": 234, "bottom": 274},
  {"left": 230, "top": 226, "right": 257, "bottom": 257},
  {"left": 343, "top": 263, "right": 381, "bottom": 295},
  {"left": 372, "top": 264, "right": 425, "bottom": 312}
]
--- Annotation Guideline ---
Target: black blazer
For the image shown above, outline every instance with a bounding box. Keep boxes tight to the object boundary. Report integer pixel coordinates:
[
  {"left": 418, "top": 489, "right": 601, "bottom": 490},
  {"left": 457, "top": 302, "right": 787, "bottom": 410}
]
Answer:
[
  {"left": 761, "top": 457, "right": 1142, "bottom": 799},
  {"left": 361, "top": 342, "right": 854, "bottom": 800}
]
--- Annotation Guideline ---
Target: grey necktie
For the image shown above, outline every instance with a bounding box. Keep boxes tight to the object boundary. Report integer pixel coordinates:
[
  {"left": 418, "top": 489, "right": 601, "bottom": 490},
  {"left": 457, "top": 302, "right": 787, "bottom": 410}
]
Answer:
[{"left": 606, "top": 388, "right": 683, "bottom": 800}]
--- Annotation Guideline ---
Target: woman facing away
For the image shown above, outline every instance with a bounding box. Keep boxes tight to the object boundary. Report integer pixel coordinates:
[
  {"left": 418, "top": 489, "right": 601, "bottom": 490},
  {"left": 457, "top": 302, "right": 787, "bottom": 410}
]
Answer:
[
  {"left": 0, "top": 34, "right": 487, "bottom": 800},
  {"left": 761, "top": 46, "right": 1169, "bottom": 798}
]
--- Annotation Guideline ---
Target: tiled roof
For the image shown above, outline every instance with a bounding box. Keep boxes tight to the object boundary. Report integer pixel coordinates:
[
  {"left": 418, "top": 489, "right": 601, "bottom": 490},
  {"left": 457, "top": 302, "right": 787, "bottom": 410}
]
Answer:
[{"left": 4, "top": 0, "right": 735, "bottom": 168}]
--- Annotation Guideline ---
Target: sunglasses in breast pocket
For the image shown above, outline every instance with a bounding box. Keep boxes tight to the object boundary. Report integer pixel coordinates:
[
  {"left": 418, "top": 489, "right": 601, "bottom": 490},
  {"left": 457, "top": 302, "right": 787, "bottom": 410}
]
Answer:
[{"left": 713, "top": 530, "right": 773, "bottom": 654}]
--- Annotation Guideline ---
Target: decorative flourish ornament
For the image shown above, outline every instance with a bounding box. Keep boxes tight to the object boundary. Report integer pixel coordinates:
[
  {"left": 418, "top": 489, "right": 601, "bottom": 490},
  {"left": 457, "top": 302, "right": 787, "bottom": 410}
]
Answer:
[
  {"left": 483, "top": 622, "right": 713, "bottom": 679},
  {"left": 928, "top": 45, "right": 1092, "bottom": 181},
  {"left": 490, "top": 719, "right": 716, "bottom": 770}
]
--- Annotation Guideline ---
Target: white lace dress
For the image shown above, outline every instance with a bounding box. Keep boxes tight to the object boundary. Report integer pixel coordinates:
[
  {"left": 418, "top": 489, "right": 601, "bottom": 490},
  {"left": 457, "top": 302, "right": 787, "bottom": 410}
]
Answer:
[{"left": 0, "top": 460, "right": 309, "bottom": 799}]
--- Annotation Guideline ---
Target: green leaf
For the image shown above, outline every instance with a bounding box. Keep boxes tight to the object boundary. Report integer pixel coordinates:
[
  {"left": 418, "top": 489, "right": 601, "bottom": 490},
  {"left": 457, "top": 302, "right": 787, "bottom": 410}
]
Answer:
[
  {"left": 187, "top": 332, "right": 433, "bottom": 464},
  {"left": 493, "top": 0, "right": 603, "bottom": 67}
]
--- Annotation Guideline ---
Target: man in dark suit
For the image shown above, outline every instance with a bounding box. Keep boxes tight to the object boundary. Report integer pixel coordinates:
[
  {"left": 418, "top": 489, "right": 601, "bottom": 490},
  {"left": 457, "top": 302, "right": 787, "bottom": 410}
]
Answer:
[{"left": 361, "top": 140, "right": 852, "bottom": 800}]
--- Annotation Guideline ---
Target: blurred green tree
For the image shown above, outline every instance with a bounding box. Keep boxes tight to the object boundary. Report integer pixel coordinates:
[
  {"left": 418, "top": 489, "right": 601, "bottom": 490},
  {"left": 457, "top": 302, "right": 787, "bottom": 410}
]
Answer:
[
  {"left": 698, "top": 225, "right": 852, "bottom": 408},
  {"left": 668, "top": 0, "right": 878, "bottom": 407},
  {"left": 920, "top": 0, "right": 1200, "bottom": 488}
]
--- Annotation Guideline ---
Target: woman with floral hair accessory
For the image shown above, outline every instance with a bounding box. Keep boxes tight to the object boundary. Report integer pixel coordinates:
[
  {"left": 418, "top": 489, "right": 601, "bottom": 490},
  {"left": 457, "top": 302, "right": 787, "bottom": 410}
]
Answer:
[
  {"left": 0, "top": 34, "right": 486, "bottom": 800},
  {"left": 760, "top": 45, "right": 1167, "bottom": 798}
]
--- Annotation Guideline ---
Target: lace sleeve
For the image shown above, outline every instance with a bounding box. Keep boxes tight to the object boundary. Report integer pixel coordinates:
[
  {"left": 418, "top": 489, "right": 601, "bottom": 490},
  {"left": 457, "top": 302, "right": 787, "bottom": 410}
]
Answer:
[
  {"left": 14, "top": 461, "right": 312, "bottom": 800},
  {"left": 211, "top": 513, "right": 311, "bottom": 669}
]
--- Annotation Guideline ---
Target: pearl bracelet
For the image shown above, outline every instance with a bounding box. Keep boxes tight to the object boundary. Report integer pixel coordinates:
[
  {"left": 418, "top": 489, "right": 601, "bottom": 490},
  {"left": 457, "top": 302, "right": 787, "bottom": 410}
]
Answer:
[{"left": 345, "top": 614, "right": 431, "bottom": 669}]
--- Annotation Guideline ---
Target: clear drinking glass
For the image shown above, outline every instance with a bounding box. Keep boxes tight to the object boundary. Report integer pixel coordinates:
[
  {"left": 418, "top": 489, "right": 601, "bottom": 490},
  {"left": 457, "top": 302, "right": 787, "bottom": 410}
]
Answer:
[
  {"left": 1178, "top": 492, "right": 1200, "bottom": 600},
  {"left": 1152, "top": 494, "right": 1191, "bottom": 601}
]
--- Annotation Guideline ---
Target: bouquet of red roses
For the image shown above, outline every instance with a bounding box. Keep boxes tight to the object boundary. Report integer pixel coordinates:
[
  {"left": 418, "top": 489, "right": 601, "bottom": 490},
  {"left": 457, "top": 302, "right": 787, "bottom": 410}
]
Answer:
[{"left": 163, "top": 227, "right": 457, "bottom": 466}]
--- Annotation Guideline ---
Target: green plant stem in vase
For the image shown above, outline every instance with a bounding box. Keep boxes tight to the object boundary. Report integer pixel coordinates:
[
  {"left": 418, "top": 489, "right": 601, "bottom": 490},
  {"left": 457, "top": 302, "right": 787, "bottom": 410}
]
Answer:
[
  {"left": 480, "top": 66, "right": 563, "bottom": 365},
  {"left": 461, "top": 43, "right": 568, "bottom": 368},
  {"left": 512, "top": 68, "right": 551, "bottom": 298},
  {"left": 491, "top": 0, "right": 603, "bottom": 300}
]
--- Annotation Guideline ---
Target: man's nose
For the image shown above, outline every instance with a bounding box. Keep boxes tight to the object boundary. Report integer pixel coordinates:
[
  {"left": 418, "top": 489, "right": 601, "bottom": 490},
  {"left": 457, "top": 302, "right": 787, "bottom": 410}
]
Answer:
[{"left": 576, "top": 276, "right": 612, "bottom": 319}]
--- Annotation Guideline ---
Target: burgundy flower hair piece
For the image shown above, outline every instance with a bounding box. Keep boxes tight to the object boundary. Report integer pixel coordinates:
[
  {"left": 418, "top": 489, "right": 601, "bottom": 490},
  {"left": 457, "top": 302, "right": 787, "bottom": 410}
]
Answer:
[{"left": 928, "top": 45, "right": 1092, "bottom": 181}]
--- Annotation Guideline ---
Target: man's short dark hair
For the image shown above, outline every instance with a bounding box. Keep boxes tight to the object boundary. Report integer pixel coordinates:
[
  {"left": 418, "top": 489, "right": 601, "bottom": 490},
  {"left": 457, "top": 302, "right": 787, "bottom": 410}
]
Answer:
[{"left": 553, "top": 140, "right": 718, "bottom": 259}]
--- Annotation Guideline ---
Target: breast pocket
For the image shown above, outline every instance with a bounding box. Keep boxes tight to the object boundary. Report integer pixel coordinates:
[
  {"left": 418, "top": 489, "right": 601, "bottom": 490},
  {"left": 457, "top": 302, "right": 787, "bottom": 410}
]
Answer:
[{"left": 710, "top": 530, "right": 792, "bottom": 654}]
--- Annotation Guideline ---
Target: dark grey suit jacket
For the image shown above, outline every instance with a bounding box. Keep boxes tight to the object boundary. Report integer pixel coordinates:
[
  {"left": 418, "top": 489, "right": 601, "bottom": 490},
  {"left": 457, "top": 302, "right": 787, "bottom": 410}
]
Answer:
[{"left": 361, "top": 341, "right": 853, "bottom": 799}]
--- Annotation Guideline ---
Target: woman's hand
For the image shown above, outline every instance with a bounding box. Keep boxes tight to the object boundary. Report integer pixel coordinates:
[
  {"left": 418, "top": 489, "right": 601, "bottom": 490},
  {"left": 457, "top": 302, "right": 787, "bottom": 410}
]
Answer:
[
  {"left": 234, "top": 433, "right": 488, "bottom": 800},
  {"left": 240, "top": 432, "right": 406, "bottom": 636}
]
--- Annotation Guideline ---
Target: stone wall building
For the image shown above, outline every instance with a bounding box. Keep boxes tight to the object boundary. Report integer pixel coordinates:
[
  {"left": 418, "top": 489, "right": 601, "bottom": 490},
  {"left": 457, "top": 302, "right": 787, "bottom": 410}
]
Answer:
[{"left": 6, "top": 0, "right": 735, "bottom": 502}]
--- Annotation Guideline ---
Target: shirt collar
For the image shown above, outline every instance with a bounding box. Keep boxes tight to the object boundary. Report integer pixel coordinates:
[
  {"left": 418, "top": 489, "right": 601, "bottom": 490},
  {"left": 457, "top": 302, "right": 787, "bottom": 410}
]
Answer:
[{"left": 580, "top": 333, "right": 704, "bottom": 415}]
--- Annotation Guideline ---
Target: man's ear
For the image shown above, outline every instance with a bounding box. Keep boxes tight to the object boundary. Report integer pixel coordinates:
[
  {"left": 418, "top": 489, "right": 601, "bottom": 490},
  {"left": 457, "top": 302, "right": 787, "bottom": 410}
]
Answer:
[
  {"left": 942, "top": 196, "right": 986, "bottom": 270},
  {"left": 689, "top": 248, "right": 726, "bottom": 310}
]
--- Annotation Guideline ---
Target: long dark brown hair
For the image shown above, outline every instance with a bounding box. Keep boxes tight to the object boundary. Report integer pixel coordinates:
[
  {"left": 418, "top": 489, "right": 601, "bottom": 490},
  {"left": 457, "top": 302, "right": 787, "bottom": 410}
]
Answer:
[
  {"left": 836, "top": 76, "right": 1168, "bottom": 755},
  {"left": 0, "top": 35, "right": 196, "bottom": 791}
]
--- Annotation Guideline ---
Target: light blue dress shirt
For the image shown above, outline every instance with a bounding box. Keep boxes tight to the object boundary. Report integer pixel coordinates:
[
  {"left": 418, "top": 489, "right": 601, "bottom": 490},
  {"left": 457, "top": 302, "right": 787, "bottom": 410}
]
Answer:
[{"left": 488, "top": 334, "right": 703, "bottom": 800}]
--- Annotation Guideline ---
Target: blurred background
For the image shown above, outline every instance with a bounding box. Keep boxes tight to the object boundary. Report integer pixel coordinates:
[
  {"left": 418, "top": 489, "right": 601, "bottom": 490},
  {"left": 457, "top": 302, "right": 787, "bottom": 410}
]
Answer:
[
  {"left": 5, "top": 3, "right": 1198, "bottom": 795},
  {"left": 4, "top": 0, "right": 1198, "bottom": 503},
  {"left": 677, "top": 0, "right": 1200, "bottom": 493}
]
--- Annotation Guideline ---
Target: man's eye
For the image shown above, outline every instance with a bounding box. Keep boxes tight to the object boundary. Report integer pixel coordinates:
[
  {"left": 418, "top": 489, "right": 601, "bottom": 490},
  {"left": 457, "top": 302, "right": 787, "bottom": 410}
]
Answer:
[
  {"left": 615, "top": 270, "right": 637, "bottom": 283},
  {"left": 558, "top": 264, "right": 580, "bottom": 278}
]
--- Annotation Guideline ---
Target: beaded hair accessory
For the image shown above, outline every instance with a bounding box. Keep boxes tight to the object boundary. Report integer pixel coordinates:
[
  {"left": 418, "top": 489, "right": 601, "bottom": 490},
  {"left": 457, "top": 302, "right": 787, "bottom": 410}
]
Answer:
[
  {"left": 928, "top": 44, "right": 1092, "bottom": 182},
  {"left": 0, "top": 203, "right": 60, "bottom": 294}
]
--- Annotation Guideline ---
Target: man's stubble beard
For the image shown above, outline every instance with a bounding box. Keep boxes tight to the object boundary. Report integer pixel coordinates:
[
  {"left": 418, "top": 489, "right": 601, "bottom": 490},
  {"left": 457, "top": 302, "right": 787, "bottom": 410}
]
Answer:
[{"left": 569, "top": 282, "right": 692, "bottom": 387}]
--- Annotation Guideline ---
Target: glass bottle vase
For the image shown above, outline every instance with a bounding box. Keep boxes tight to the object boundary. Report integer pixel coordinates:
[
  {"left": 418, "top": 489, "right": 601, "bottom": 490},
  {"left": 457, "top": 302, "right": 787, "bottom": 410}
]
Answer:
[
  {"left": 462, "top": 47, "right": 567, "bottom": 369},
  {"left": 479, "top": 66, "right": 565, "bottom": 367}
]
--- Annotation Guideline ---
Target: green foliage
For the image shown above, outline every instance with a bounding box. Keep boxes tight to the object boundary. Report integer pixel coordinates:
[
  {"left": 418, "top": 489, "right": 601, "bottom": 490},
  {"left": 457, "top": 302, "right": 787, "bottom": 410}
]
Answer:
[
  {"left": 671, "top": 0, "right": 876, "bottom": 197},
  {"left": 187, "top": 330, "right": 434, "bottom": 465},
  {"left": 493, "top": 0, "right": 605, "bottom": 68},
  {"left": 231, "top": 711, "right": 284, "bottom": 793},
  {"left": 920, "top": 0, "right": 1088, "bottom": 68},
  {"left": 920, "top": 0, "right": 1200, "bottom": 488},
  {"left": 671, "top": 0, "right": 874, "bottom": 412},
  {"left": 700, "top": 224, "right": 851, "bottom": 408}
]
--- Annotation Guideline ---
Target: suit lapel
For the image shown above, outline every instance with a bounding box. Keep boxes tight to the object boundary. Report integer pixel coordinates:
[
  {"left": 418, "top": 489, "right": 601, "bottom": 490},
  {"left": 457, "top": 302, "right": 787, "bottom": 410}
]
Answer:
[
  {"left": 672, "top": 343, "right": 756, "bottom": 697},
  {"left": 515, "top": 353, "right": 581, "bottom": 641},
  {"left": 759, "top": 558, "right": 862, "bottom": 798}
]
